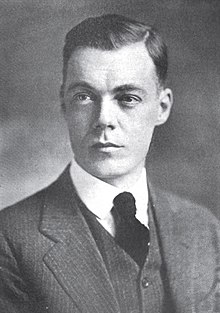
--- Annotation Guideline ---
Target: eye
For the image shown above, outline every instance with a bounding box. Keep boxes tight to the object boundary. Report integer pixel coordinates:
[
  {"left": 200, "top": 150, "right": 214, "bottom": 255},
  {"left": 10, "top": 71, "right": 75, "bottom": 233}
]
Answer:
[
  {"left": 116, "top": 94, "right": 142, "bottom": 107},
  {"left": 72, "top": 92, "right": 95, "bottom": 105},
  {"left": 77, "top": 94, "right": 90, "bottom": 101}
]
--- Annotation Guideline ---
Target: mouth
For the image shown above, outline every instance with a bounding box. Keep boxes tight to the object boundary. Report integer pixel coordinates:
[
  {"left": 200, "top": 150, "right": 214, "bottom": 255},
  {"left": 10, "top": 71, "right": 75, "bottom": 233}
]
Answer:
[{"left": 91, "top": 142, "right": 123, "bottom": 152}]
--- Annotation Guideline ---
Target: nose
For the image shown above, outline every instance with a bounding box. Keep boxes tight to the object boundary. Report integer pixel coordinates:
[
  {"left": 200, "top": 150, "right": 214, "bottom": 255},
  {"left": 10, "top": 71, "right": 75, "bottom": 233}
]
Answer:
[{"left": 92, "top": 97, "right": 117, "bottom": 131}]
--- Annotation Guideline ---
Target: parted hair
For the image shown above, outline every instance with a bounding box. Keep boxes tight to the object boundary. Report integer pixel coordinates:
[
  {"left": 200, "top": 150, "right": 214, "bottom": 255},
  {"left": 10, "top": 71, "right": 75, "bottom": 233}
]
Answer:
[{"left": 61, "top": 14, "right": 168, "bottom": 96}]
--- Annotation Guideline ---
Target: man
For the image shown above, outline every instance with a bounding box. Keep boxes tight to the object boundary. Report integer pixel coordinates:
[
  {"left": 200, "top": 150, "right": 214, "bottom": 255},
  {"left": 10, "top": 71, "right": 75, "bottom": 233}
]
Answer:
[{"left": 0, "top": 14, "right": 220, "bottom": 313}]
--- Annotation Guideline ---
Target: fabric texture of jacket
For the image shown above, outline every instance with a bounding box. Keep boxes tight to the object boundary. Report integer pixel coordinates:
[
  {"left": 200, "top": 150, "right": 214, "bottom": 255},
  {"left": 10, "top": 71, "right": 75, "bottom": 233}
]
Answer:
[{"left": 0, "top": 166, "right": 220, "bottom": 313}]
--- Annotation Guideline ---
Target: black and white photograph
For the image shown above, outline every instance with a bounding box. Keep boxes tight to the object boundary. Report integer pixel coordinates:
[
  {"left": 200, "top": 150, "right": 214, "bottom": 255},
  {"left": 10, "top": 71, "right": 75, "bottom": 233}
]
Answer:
[{"left": 0, "top": 1, "right": 220, "bottom": 312}]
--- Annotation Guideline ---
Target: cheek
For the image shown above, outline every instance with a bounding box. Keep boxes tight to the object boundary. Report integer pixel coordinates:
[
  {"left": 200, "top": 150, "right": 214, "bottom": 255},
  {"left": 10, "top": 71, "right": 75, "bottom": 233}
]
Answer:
[
  {"left": 127, "top": 111, "right": 157, "bottom": 150},
  {"left": 127, "top": 123, "right": 153, "bottom": 150},
  {"left": 133, "top": 127, "right": 154, "bottom": 147},
  {"left": 65, "top": 106, "right": 92, "bottom": 131},
  {"left": 131, "top": 107, "right": 158, "bottom": 133},
  {"left": 65, "top": 114, "right": 87, "bottom": 144}
]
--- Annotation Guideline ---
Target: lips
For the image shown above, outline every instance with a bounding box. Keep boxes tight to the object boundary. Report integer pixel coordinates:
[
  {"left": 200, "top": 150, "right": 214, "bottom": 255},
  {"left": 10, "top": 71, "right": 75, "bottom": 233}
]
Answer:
[
  {"left": 92, "top": 142, "right": 121, "bottom": 148},
  {"left": 90, "top": 142, "right": 123, "bottom": 153}
]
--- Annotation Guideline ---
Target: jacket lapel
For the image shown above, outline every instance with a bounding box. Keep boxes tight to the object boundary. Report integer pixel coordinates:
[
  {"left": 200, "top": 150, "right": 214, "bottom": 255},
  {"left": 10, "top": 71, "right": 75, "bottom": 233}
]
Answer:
[
  {"left": 149, "top": 184, "right": 217, "bottom": 312},
  {"left": 38, "top": 167, "right": 218, "bottom": 312},
  {"left": 39, "top": 168, "right": 120, "bottom": 313}
]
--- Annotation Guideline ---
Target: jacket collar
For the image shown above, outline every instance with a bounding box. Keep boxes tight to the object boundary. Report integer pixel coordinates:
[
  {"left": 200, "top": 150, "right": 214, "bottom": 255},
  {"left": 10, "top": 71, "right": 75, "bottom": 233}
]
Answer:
[
  {"left": 148, "top": 181, "right": 215, "bottom": 311},
  {"left": 39, "top": 166, "right": 211, "bottom": 312},
  {"left": 40, "top": 166, "right": 120, "bottom": 313}
]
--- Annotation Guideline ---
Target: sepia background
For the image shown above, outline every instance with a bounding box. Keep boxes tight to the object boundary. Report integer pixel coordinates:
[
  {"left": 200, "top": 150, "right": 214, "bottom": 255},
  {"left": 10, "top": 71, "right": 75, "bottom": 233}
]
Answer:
[{"left": 1, "top": 0, "right": 220, "bottom": 218}]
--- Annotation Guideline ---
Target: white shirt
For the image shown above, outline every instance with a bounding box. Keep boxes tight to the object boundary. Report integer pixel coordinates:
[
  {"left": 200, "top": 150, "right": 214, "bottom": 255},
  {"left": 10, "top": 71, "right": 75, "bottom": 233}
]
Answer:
[{"left": 70, "top": 159, "right": 149, "bottom": 236}]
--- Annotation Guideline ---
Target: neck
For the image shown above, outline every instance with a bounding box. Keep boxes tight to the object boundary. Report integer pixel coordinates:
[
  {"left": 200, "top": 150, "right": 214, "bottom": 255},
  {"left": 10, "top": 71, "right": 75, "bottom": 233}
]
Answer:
[{"left": 94, "top": 167, "right": 145, "bottom": 190}]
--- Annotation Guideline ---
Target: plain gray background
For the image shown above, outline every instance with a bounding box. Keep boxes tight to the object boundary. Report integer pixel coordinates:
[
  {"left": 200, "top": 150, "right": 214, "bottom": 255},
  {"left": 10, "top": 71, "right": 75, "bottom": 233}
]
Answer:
[{"left": 1, "top": 0, "right": 220, "bottom": 218}]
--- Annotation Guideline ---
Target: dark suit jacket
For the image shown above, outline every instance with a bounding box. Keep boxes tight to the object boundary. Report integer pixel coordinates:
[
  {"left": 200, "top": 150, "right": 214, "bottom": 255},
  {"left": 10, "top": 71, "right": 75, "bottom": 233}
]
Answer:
[{"left": 0, "top": 167, "right": 220, "bottom": 313}]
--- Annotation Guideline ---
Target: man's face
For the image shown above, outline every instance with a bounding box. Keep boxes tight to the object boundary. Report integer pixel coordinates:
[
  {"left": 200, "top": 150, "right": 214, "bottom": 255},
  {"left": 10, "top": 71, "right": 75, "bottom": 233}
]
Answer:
[{"left": 62, "top": 42, "right": 172, "bottom": 186}]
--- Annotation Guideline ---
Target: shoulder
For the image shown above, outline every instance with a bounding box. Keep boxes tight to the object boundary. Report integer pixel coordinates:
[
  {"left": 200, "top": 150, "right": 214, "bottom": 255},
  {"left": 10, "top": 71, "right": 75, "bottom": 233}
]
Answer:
[
  {"left": 151, "top": 185, "right": 220, "bottom": 230},
  {"left": 0, "top": 165, "right": 72, "bottom": 237},
  {"left": 167, "top": 190, "right": 217, "bottom": 223},
  {"left": 149, "top": 186, "right": 220, "bottom": 251},
  {"left": 0, "top": 188, "right": 47, "bottom": 236}
]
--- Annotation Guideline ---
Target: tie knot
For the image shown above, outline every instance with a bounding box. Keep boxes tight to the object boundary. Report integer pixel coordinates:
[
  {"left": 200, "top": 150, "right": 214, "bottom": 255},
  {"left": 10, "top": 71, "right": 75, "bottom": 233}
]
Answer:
[{"left": 113, "top": 192, "right": 136, "bottom": 218}]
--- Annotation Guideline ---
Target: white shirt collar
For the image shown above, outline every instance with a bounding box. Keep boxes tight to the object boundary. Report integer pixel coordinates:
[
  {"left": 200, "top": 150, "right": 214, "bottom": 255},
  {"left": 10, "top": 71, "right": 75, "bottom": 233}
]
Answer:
[{"left": 70, "top": 159, "right": 149, "bottom": 227}]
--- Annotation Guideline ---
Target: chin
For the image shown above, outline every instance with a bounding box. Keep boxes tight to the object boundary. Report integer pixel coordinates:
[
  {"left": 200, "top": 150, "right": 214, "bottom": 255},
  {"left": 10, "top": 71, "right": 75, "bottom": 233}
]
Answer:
[
  {"left": 82, "top": 158, "right": 135, "bottom": 182},
  {"left": 87, "top": 164, "right": 122, "bottom": 180}
]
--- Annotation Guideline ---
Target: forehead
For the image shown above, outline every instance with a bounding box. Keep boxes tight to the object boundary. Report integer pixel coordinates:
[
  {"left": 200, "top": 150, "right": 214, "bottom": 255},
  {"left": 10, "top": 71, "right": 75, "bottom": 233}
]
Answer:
[{"left": 65, "top": 42, "right": 157, "bottom": 91}]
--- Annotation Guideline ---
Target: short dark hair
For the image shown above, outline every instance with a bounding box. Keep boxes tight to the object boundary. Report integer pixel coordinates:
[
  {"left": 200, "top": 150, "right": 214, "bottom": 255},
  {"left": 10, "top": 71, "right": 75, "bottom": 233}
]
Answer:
[{"left": 61, "top": 14, "right": 168, "bottom": 96}]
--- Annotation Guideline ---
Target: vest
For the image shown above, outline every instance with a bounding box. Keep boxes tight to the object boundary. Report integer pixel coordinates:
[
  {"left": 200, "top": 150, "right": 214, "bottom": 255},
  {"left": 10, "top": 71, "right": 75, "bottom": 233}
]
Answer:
[{"left": 79, "top": 199, "right": 171, "bottom": 313}]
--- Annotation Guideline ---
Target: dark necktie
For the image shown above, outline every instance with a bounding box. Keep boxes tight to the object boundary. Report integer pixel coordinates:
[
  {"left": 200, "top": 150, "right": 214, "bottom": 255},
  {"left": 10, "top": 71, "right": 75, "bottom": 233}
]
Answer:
[{"left": 112, "top": 192, "right": 150, "bottom": 267}]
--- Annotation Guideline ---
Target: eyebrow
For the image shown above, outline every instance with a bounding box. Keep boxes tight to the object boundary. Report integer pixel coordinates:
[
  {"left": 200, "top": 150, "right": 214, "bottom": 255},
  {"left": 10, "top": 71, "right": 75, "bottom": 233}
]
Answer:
[
  {"left": 67, "top": 81, "right": 144, "bottom": 94},
  {"left": 67, "top": 81, "right": 94, "bottom": 92},
  {"left": 112, "top": 84, "right": 144, "bottom": 93}
]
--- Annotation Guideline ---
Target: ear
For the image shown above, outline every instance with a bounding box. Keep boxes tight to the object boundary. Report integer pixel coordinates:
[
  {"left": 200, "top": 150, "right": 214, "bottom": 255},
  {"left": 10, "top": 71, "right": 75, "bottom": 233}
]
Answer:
[{"left": 156, "top": 88, "right": 173, "bottom": 126}]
